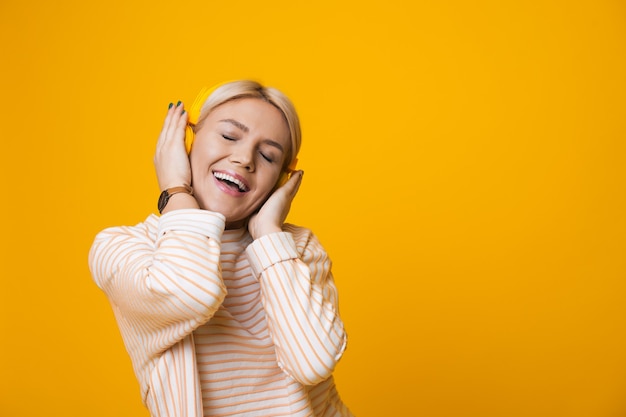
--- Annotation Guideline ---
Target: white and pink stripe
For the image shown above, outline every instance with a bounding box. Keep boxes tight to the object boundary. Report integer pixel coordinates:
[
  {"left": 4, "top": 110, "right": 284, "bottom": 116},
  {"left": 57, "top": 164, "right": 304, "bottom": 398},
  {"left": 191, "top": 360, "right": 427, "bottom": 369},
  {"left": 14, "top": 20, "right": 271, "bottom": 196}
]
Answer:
[{"left": 89, "top": 209, "right": 351, "bottom": 416}]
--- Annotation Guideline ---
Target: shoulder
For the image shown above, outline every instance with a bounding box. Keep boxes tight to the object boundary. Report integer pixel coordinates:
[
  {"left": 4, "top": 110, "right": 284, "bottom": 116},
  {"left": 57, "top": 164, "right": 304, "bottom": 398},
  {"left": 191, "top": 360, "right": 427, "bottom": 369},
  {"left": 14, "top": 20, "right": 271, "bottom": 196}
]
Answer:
[
  {"left": 89, "top": 214, "right": 160, "bottom": 287},
  {"left": 282, "top": 223, "right": 312, "bottom": 240},
  {"left": 93, "top": 214, "right": 160, "bottom": 243},
  {"left": 282, "top": 223, "right": 319, "bottom": 248},
  {"left": 282, "top": 223, "right": 330, "bottom": 263}
]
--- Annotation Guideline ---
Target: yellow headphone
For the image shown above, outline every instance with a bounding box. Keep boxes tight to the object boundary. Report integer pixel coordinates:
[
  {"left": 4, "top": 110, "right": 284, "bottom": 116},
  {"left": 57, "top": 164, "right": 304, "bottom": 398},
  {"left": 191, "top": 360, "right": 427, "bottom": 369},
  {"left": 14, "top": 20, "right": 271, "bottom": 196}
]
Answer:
[
  {"left": 185, "top": 84, "right": 221, "bottom": 154},
  {"left": 185, "top": 84, "right": 298, "bottom": 188}
]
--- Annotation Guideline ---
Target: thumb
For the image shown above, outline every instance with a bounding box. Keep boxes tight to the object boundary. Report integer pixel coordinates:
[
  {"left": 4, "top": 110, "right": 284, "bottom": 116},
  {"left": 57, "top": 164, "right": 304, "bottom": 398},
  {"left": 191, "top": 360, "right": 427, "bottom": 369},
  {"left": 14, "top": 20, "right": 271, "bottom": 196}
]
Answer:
[{"left": 282, "top": 170, "right": 304, "bottom": 199}]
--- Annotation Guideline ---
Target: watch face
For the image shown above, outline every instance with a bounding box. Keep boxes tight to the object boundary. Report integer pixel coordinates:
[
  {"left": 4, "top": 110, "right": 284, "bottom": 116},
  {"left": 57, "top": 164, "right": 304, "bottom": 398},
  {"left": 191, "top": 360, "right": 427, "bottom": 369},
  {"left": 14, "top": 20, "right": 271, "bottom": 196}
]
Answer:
[{"left": 158, "top": 190, "right": 169, "bottom": 213}]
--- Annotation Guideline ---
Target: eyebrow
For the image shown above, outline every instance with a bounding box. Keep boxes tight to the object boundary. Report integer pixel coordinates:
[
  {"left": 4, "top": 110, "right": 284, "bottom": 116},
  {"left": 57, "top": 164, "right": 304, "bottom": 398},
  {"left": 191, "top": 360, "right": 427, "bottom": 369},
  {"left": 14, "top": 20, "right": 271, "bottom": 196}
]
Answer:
[
  {"left": 219, "top": 118, "right": 285, "bottom": 153},
  {"left": 220, "top": 118, "right": 249, "bottom": 133}
]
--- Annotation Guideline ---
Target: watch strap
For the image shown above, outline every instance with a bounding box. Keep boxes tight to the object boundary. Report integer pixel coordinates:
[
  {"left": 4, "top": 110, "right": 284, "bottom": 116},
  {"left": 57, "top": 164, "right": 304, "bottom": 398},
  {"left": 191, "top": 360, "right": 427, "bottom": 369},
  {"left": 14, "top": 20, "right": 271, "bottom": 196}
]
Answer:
[{"left": 158, "top": 185, "right": 193, "bottom": 214}]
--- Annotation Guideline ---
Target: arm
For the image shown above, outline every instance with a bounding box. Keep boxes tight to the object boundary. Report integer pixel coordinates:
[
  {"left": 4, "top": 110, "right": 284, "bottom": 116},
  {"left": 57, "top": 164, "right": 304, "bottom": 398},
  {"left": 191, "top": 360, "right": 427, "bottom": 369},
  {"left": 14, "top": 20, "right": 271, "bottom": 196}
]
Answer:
[
  {"left": 246, "top": 226, "right": 347, "bottom": 386},
  {"left": 88, "top": 209, "right": 227, "bottom": 354},
  {"left": 89, "top": 102, "right": 224, "bottom": 354}
]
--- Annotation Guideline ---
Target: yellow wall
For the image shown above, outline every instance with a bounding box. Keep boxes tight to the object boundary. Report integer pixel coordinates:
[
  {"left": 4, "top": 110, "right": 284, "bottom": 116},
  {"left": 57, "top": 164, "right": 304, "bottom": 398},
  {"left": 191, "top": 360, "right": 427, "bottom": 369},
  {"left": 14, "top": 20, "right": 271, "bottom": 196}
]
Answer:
[{"left": 1, "top": 1, "right": 625, "bottom": 416}]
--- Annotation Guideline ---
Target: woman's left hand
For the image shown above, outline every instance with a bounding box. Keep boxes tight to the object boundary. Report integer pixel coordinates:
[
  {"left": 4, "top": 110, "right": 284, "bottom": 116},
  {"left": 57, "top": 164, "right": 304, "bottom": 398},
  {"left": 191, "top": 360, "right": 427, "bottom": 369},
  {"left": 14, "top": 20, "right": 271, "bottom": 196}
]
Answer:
[{"left": 248, "top": 170, "right": 304, "bottom": 240}]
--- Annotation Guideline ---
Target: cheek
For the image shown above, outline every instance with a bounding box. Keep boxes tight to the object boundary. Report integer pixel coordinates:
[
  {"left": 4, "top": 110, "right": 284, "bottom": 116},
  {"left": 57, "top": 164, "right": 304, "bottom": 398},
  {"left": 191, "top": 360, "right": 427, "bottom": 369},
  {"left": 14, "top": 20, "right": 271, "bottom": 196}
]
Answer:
[
  {"left": 190, "top": 140, "right": 218, "bottom": 170},
  {"left": 189, "top": 154, "right": 202, "bottom": 179},
  {"left": 262, "top": 167, "right": 283, "bottom": 188}
]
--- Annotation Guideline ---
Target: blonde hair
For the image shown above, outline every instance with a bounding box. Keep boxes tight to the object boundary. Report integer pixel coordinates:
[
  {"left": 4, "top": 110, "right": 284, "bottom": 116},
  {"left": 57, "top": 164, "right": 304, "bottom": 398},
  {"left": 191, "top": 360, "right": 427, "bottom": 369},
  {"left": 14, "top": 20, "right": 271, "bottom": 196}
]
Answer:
[{"left": 194, "top": 80, "right": 301, "bottom": 169}]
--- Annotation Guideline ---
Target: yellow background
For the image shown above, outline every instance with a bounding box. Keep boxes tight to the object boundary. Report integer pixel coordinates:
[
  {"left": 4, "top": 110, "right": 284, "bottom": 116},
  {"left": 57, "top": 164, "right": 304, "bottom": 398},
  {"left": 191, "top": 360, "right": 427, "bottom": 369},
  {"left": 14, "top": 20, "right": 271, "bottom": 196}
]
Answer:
[{"left": 1, "top": 1, "right": 625, "bottom": 416}]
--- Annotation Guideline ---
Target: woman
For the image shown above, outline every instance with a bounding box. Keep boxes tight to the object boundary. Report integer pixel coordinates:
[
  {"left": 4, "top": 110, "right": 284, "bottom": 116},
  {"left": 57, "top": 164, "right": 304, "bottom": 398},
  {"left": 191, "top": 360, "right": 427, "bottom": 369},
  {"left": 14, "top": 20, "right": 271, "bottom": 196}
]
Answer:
[{"left": 89, "top": 80, "right": 352, "bottom": 416}]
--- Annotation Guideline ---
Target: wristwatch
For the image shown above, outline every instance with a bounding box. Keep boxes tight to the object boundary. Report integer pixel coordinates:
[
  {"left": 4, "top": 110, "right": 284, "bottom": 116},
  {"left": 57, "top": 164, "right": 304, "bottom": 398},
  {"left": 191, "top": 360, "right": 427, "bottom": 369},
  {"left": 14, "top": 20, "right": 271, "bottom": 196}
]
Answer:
[{"left": 158, "top": 185, "right": 193, "bottom": 214}]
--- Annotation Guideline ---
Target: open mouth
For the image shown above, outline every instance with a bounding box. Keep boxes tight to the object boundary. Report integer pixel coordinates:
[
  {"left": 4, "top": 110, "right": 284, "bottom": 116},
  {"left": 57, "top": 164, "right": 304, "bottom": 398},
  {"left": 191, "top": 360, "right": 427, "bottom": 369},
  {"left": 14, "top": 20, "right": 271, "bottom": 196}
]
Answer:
[{"left": 213, "top": 171, "right": 250, "bottom": 193}]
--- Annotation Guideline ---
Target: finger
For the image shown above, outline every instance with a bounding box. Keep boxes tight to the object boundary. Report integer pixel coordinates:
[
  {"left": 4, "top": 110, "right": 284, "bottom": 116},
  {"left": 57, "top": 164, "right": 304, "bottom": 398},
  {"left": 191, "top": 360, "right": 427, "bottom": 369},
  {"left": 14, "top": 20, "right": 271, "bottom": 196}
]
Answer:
[
  {"left": 171, "top": 107, "right": 188, "bottom": 146},
  {"left": 292, "top": 170, "right": 304, "bottom": 196},
  {"left": 282, "top": 170, "right": 304, "bottom": 200},
  {"left": 176, "top": 107, "right": 188, "bottom": 132},
  {"left": 157, "top": 102, "right": 181, "bottom": 149},
  {"left": 157, "top": 103, "right": 175, "bottom": 145},
  {"left": 163, "top": 101, "right": 185, "bottom": 139},
  {"left": 159, "top": 102, "right": 187, "bottom": 150}
]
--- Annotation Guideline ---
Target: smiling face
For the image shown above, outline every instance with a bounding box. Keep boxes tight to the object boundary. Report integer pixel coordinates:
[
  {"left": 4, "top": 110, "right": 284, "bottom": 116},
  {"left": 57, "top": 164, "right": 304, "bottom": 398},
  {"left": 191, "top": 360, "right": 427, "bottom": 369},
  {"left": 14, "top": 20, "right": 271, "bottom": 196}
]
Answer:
[{"left": 189, "top": 98, "right": 291, "bottom": 229}]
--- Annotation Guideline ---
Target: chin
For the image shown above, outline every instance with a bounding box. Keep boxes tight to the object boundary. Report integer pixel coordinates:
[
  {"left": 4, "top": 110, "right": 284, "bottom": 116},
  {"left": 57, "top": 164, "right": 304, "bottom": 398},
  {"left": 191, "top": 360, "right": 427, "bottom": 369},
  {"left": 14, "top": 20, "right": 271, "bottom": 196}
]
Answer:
[{"left": 201, "top": 201, "right": 250, "bottom": 226}]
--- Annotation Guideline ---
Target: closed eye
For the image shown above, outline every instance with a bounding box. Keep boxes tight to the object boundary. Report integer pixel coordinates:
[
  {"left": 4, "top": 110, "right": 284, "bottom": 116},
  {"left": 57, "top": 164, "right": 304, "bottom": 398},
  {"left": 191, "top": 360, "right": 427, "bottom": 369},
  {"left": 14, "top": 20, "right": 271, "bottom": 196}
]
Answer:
[
  {"left": 260, "top": 152, "right": 274, "bottom": 163},
  {"left": 222, "top": 134, "right": 236, "bottom": 141}
]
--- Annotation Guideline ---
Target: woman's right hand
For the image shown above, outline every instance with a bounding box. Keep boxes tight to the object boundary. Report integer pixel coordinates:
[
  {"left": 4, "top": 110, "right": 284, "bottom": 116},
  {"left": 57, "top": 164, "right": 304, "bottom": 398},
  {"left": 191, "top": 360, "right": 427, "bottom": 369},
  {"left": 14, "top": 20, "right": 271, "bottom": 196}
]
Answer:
[{"left": 154, "top": 102, "right": 191, "bottom": 191}]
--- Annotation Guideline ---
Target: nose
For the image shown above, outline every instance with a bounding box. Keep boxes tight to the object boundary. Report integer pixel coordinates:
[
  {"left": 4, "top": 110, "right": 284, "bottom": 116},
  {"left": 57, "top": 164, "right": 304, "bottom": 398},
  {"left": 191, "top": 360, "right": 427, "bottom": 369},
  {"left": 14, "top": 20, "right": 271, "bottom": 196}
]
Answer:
[{"left": 229, "top": 144, "right": 255, "bottom": 172}]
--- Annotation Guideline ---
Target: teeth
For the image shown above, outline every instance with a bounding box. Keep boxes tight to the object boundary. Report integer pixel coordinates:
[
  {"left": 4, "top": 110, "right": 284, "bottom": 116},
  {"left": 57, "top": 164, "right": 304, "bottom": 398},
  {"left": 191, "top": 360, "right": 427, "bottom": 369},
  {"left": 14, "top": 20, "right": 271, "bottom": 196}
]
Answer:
[{"left": 214, "top": 172, "right": 248, "bottom": 192}]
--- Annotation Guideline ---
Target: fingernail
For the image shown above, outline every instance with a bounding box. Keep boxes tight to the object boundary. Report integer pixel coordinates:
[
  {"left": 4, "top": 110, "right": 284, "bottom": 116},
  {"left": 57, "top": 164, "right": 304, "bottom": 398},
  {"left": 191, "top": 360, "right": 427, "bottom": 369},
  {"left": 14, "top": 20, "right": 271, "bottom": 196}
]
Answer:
[
  {"left": 176, "top": 101, "right": 182, "bottom": 107},
  {"left": 181, "top": 110, "right": 186, "bottom": 115},
  {"left": 168, "top": 102, "right": 173, "bottom": 109}
]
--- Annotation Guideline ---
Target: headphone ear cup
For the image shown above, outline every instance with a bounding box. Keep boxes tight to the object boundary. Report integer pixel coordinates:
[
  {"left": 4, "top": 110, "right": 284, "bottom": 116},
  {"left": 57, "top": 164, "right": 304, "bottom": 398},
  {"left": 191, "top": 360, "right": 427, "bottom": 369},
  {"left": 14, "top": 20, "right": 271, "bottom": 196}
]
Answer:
[
  {"left": 185, "top": 124, "right": 195, "bottom": 154},
  {"left": 185, "top": 82, "right": 230, "bottom": 155},
  {"left": 275, "top": 158, "right": 298, "bottom": 188}
]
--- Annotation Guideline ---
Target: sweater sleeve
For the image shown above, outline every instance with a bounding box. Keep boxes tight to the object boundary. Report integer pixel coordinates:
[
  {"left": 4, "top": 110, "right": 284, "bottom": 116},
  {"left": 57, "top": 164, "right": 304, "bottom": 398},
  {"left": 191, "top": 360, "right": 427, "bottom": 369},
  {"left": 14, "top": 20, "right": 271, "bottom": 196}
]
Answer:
[
  {"left": 88, "top": 209, "right": 227, "bottom": 358},
  {"left": 245, "top": 226, "right": 348, "bottom": 386}
]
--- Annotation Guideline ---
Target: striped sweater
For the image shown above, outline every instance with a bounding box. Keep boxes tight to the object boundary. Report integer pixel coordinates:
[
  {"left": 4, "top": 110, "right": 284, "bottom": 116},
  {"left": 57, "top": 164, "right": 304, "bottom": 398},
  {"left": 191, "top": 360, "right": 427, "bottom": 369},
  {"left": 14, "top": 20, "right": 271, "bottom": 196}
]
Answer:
[{"left": 89, "top": 209, "right": 351, "bottom": 416}]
